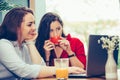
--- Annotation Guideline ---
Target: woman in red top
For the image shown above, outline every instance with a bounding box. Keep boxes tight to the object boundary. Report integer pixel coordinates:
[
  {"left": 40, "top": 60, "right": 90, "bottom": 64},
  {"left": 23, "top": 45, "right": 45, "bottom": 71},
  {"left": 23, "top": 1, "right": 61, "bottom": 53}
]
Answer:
[{"left": 35, "top": 12, "right": 86, "bottom": 69}]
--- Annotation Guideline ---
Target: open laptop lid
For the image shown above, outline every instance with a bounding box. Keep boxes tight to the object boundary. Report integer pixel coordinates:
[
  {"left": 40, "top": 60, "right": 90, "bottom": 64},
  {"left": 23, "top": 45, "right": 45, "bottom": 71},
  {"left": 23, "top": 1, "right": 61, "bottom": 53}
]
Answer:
[
  {"left": 69, "top": 34, "right": 119, "bottom": 78},
  {"left": 86, "top": 35, "right": 119, "bottom": 77}
]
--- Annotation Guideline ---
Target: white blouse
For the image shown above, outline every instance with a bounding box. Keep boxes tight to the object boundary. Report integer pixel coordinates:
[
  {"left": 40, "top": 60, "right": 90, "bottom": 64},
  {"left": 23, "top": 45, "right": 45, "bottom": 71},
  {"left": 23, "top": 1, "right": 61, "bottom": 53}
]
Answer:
[{"left": 0, "top": 39, "right": 46, "bottom": 80}]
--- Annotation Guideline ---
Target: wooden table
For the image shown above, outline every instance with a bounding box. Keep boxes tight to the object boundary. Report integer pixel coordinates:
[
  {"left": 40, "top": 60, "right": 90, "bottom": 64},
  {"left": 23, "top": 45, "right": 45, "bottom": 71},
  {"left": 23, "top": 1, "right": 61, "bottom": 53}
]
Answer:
[
  {"left": 34, "top": 75, "right": 105, "bottom": 80},
  {"left": 35, "top": 77, "right": 105, "bottom": 80},
  {"left": 34, "top": 69, "right": 120, "bottom": 80}
]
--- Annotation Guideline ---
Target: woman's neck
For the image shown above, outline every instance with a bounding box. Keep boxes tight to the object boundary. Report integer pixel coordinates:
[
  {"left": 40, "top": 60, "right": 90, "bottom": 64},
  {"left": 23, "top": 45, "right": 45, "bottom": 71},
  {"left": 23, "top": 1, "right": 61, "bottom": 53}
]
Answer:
[
  {"left": 17, "top": 31, "right": 24, "bottom": 46},
  {"left": 54, "top": 46, "right": 63, "bottom": 58},
  {"left": 17, "top": 38, "right": 24, "bottom": 47}
]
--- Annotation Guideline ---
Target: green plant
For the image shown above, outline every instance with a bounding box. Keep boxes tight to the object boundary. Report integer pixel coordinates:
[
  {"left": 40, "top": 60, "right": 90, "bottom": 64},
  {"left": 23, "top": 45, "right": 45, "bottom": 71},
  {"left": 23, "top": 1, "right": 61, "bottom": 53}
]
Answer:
[{"left": 0, "top": 1, "right": 19, "bottom": 11}]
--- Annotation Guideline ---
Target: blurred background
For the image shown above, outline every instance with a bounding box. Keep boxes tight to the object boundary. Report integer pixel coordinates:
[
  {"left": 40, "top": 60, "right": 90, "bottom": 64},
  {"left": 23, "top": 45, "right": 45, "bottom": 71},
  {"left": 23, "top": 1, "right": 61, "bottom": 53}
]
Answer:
[{"left": 0, "top": 0, "right": 120, "bottom": 68}]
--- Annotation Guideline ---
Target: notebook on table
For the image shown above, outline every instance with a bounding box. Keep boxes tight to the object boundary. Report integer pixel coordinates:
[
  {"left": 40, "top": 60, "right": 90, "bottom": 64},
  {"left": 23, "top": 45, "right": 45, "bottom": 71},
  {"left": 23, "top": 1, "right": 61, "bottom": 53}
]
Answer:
[{"left": 69, "top": 35, "right": 119, "bottom": 78}]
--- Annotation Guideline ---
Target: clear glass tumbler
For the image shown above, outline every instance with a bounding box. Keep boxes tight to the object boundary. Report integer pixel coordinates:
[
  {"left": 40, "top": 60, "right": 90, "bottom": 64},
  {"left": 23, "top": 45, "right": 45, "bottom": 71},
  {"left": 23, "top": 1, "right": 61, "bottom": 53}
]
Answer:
[{"left": 54, "top": 58, "right": 69, "bottom": 80}]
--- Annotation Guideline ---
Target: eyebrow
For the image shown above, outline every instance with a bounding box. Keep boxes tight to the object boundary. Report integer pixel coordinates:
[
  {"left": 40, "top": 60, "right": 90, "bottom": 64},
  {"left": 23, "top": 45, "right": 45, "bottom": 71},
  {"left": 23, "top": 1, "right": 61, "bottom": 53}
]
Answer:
[{"left": 28, "top": 21, "right": 35, "bottom": 24}]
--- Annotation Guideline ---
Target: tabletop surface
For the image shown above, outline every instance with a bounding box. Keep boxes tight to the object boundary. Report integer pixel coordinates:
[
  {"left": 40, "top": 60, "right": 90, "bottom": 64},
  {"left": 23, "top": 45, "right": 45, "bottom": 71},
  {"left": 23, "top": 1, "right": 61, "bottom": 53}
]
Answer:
[
  {"left": 35, "top": 77, "right": 105, "bottom": 80},
  {"left": 34, "top": 69, "right": 120, "bottom": 80}
]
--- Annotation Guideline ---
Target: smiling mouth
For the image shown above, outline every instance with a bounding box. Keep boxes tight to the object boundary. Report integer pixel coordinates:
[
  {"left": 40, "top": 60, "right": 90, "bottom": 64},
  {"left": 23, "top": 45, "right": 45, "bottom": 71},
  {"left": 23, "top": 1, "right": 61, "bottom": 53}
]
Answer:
[{"left": 29, "top": 31, "right": 35, "bottom": 35}]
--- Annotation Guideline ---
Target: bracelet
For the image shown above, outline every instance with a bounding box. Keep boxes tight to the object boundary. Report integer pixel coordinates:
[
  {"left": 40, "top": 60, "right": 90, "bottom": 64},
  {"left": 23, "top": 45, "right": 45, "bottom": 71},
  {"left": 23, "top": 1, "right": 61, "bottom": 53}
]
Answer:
[
  {"left": 68, "top": 53, "right": 76, "bottom": 58},
  {"left": 25, "top": 41, "right": 35, "bottom": 45}
]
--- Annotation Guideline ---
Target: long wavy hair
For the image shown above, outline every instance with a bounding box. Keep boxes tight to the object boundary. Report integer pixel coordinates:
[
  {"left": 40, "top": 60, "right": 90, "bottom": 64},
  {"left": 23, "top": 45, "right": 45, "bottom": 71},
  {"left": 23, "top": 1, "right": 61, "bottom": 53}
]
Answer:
[
  {"left": 35, "top": 12, "right": 65, "bottom": 65},
  {"left": 0, "top": 7, "right": 33, "bottom": 41}
]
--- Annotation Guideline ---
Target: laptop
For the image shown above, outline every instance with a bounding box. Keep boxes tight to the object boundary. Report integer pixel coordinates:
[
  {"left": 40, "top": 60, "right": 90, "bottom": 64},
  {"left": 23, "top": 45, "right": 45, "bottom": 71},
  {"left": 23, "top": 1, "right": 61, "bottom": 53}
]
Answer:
[{"left": 69, "top": 35, "right": 119, "bottom": 78}]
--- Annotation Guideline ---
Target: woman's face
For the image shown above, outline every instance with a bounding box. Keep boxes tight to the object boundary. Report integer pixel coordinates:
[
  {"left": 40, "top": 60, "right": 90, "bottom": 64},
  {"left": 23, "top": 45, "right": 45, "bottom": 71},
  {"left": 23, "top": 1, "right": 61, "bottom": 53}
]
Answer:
[
  {"left": 18, "top": 13, "right": 36, "bottom": 41},
  {"left": 50, "top": 21, "right": 63, "bottom": 38}
]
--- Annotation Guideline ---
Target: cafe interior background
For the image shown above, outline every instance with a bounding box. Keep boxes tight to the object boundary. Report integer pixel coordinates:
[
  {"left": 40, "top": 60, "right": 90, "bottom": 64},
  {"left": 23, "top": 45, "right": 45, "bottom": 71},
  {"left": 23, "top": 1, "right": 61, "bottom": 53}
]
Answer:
[{"left": 0, "top": 0, "right": 120, "bottom": 67}]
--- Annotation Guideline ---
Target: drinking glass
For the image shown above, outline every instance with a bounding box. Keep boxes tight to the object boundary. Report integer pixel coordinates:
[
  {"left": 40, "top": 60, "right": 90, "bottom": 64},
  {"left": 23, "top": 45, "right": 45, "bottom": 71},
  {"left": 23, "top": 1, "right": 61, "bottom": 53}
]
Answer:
[{"left": 54, "top": 58, "right": 69, "bottom": 80}]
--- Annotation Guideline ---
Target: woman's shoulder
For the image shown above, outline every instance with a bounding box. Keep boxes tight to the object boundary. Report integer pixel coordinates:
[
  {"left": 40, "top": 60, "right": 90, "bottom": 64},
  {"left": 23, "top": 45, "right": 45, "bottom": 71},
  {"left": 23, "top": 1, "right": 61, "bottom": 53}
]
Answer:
[
  {"left": 0, "top": 39, "right": 13, "bottom": 46},
  {"left": 0, "top": 39, "right": 10, "bottom": 42},
  {"left": 0, "top": 39, "right": 19, "bottom": 48},
  {"left": 66, "top": 34, "right": 82, "bottom": 42}
]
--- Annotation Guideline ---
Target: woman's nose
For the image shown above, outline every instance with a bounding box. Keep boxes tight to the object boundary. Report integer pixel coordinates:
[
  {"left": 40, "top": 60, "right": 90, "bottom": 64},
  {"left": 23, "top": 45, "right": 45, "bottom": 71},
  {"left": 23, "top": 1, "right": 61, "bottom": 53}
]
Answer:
[
  {"left": 32, "top": 24, "right": 36, "bottom": 30},
  {"left": 53, "top": 31, "right": 58, "bottom": 36}
]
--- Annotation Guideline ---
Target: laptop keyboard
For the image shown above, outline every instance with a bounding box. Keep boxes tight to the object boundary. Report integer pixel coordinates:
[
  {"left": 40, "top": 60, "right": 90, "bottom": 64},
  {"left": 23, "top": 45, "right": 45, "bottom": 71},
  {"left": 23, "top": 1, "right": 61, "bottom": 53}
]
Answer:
[{"left": 69, "top": 73, "right": 87, "bottom": 77}]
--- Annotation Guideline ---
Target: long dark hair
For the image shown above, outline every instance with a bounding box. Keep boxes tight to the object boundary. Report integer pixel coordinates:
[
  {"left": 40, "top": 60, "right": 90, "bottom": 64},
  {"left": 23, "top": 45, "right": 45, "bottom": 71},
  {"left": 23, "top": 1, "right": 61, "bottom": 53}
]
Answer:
[
  {"left": 0, "top": 7, "right": 33, "bottom": 41},
  {"left": 35, "top": 12, "right": 65, "bottom": 64}
]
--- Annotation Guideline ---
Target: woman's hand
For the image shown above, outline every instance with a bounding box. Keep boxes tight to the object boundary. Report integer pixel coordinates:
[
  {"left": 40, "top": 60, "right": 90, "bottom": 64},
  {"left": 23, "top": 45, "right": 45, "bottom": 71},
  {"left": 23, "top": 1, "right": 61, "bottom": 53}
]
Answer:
[
  {"left": 44, "top": 40, "right": 55, "bottom": 54},
  {"left": 68, "top": 67, "right": 86, "bottom": 74},
  {"left": 25, "top": 31, "right": 38, "bottom": 42},
  {"left": 58, "top": 37, "right": 72, "bottom": 53},
  {"left": 44, "top": 40, "right": 55, "bottom": 62}
]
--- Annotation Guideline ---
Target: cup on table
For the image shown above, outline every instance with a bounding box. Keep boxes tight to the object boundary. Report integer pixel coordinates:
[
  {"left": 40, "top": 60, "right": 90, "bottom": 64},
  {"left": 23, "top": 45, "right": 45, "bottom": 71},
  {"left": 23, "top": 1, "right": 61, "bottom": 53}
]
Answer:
[
  {"left": 54, "top": 58, "right": 69, "bottom": 80},
  {"left": 50, "top": 36, "right": 61, "bottom": 45}
]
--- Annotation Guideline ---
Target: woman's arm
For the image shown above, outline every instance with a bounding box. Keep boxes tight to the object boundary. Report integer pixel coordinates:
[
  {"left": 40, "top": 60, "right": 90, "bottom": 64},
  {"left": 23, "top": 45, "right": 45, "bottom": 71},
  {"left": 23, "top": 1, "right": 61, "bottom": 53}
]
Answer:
[
  {"left": 67, "top": 39, "right": 86, "bottom": 69},
  {"left": 67, "top": 50, "right": 84, "bottom": 68},
  {"left": 59, "top": 38, "right": 86, "bottom": 68},
  {"left": 26, "top": 42, "right": 45, "bottom": 64},
  {"left": 0, "top": 39, "right": 42, "bottom": 78},
  {"left": 25, "top": 32, "right": 45, "bottom": 65},
  {"left": 36, "top": 66, "right": 85, "bottom": 78},
  {"left": 43, "top": 40, "right": 55, "bottom": 65}
]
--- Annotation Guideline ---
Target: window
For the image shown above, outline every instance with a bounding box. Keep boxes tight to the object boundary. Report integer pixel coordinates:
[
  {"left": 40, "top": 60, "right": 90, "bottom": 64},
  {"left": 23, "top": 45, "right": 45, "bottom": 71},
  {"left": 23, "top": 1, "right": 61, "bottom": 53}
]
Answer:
[
  {"left": 46, "top": 0, "right": 120, "bottom": 51},
  {"left": 46, "top": 0, "right": 120, "bottom": 67}
]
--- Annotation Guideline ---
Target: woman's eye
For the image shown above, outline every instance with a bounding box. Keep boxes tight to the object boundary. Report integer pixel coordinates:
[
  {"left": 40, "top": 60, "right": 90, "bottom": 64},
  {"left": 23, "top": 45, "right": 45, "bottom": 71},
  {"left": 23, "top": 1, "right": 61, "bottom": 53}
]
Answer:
[
  {"left": 27, "top": 23, "right": 32, "bottom": 27},
  {"left": 27, "top": 22, "right": 35, "bottom": 27},
  {"left": 50, "top": 29, "right": 53, "bottom": 32},
  {"left": 57, "top": 27, "right": 61, "bottom": 31}
]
